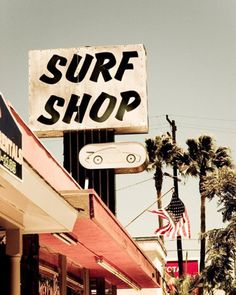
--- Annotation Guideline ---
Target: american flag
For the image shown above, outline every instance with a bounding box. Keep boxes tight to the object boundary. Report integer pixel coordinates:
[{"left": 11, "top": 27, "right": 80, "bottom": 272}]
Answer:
[{"left": 150, "top": 192, "right": 191, "bottom": 239}]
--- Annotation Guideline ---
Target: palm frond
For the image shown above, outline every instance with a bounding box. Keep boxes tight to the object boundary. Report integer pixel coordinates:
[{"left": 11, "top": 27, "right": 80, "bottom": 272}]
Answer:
[
  {"left": 145, "top": 138, "right": 157, "bottom": 163},
  {"left": 199, "top": 135, "right": 215, "bottom": 153},
  {"left": 201, "top": 216, "right": 236, "bottom": 293},
  {"left": 202, "top": 167, "right": 236, "bottom": 221},
  {"left": 201, "top": 228, "right": 234, "bottom": 292},
  {"left": 213, "top": 146, "right": 233, "bottom": 168},
  {"left": 186, "top": 138, "right": 199, "bottom": 161},
  {"left": 185, "top": 164, "right": 199, "bottom": 176}
]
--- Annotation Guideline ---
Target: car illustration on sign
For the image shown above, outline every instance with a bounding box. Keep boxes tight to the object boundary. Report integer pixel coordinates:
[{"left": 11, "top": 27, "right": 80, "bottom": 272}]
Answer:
[
  {"left": 87, "top": 147, "right": 141, "bottom": 165},
  {"left": 78, "top": 142, "right": 147, "bottom": 173}
]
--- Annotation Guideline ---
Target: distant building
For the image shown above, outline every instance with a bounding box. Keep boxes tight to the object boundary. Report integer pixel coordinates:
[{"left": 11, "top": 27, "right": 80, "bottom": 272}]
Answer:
[{"left": 118, "top": 236, "right": 166, "bottom": 295}]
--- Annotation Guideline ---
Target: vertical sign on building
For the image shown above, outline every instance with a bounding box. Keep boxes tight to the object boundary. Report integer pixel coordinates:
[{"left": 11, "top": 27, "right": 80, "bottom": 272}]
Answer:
[{"left": 0, "top": 94, "right": 23, "bottom": 180}]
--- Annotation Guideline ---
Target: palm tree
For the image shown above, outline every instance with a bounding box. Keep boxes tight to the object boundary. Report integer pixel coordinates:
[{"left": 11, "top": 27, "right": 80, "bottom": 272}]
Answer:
[
  {"left": 176, "top": 135, "right": 233, "bottom": 273},
  {"left": 170, "top": 274, "right": 199, "bottom": 295},
  {"left": 200, "top": 166, "right": 236, "bottom": 293},
  {"left": 203, "top": 166, "right": 236, "bottom": 222},
  {"left": 200, "top": 220, "right": 236, "bottom": 294},
  {"left": 145, "top": 134, "right": 180, "bottom": 230}
]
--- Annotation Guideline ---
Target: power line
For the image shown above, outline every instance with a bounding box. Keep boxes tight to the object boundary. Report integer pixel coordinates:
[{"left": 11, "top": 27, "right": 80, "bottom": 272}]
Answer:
[
  {"left": 116, "top": 174, "right": 186, "bottom": 192},
  {"left": 149, "top": 122, "right": 236, "bottom": 134},
  {"left": 177, "top": 123, "right": 236, "bottom": 133},
  {"left": 116, "top": 177, "right": 153, "bottom": 191},
  {"left": 150, "top": 114, "right": 236, "bottom": 123},
  {"left": 148, "top": 114, "right": 236, "bottom": 133},
  {"left": 168, "top": 114, "right": 236, "bottom": 123}
]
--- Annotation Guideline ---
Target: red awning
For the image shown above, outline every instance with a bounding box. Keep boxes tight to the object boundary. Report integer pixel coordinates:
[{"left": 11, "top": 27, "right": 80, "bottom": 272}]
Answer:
[
  {"left": 9, "top": 103, "right": 161, "bottom": 289},
  {"left": 40, "top": 189, "right": 161, "bottom": 289}
]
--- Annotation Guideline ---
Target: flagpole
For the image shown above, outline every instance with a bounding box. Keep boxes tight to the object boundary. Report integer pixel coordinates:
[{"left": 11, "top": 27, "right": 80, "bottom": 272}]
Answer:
[
  {"left": 166, "top": 115, "right": 184, "bottom": 277},
  {"left": 125, "top": 187, "right": 174, "bottom": 228}
]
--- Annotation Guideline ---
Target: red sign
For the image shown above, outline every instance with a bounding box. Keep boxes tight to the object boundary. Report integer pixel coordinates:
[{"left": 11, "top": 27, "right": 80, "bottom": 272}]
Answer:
[{"left": 166, "top": 260, "right": 198, "bottom": 277}]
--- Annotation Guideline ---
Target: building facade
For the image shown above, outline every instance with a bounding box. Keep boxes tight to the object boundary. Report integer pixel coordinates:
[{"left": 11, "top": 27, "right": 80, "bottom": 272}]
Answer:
[{"left": 0, "top": 96, "right": 165, "bottom": 294}]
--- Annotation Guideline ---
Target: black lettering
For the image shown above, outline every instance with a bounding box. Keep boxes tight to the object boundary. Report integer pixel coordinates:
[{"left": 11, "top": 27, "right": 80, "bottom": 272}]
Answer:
[
  {"left": 62, "top": 93, "right": 92, "bottom": 124},
  {"left": 90, "top": 92, "right": 116, "bottom": 122},
  {"left": 115, "top": 51, "right": 138, "bottom": 81},
  {"left": 62, "top": 94, "right": 80, "bottom": 124},
  {"left": 115, "top": 90, "right": 141, "bottom": 121},
  {"left": 66, "top": 54, "right": 94, "bottom": 83},
  {"left": 37, "top": 95, "right": 65, "bottom": 125},
  {"left": 75, "top": 93, "right": 92, "bottom": 123},
  {"left": 90, "top": 52, "right": 116, "bottom": 82},
  {"left": 39, "top": 55, "right": 67, "bottom": 84}
]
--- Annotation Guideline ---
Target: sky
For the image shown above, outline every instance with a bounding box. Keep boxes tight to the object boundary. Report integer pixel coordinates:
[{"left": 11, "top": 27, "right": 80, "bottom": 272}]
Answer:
[{"left": 1, "top": 0, "right": 236, "bottom": 259}]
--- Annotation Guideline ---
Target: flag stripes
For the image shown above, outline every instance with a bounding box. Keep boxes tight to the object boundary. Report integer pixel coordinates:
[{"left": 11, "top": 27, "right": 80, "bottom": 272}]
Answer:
[{"left": 150, "top": 193, "right": 191, "bottom": 239}]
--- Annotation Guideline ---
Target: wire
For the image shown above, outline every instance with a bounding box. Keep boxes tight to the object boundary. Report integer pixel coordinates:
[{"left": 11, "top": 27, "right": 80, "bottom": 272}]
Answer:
[
  {"left": 149, "top": 122, "right": 236, "bottom": 134},
  {"left": 148, "top": 114, "right": 236, "bottom": 133},
  {"left": 116, "top": 177, "right": 153, "bottom": 191},
  {"left": 116, "top": 173, "right": 186, "bottom": 192},
  {"left": 150, "top": 114, "right": 236, "bottom": 123},
  {"left": 125, "top": 187, "right": 174, "bottom": 228},
  {"left": 166, "top": 114, "right": 236, "bottom": 123},
  {"left": 177, "top": 123, "right": 236, "bottom": 134}
]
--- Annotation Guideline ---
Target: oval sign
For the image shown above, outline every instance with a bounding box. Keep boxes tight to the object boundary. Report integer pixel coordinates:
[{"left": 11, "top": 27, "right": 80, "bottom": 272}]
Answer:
[{"left": 78, "top": 142, "right": 147, "bottom": 174}]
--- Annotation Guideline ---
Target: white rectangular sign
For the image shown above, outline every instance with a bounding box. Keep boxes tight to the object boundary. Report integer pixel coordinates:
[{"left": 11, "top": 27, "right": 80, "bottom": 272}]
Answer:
[{"left": 29, "top": 44, "right": 148, "bottom": 137}]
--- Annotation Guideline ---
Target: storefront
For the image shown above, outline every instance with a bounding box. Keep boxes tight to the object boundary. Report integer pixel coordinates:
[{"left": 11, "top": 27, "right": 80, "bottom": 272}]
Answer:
[{"left": 0, "top": 97, "right": 163, "bottom": 294}]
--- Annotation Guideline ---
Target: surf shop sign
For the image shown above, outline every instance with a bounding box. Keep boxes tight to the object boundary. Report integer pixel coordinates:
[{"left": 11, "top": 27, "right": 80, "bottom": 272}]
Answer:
[{"left": 29, "top": 44, "right": 148, "bottom": 137}]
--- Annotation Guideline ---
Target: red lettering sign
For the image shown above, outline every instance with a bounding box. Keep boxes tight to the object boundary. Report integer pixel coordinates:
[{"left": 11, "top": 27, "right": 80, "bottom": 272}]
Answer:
[{"left": 166, "top": 260, "right": 198, "bottom": 277}]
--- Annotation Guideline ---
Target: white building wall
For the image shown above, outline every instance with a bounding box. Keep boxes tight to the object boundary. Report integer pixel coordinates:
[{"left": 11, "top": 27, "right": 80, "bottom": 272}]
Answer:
[{"left": 118, "top": 237, "right": 166, "bottom": 295}]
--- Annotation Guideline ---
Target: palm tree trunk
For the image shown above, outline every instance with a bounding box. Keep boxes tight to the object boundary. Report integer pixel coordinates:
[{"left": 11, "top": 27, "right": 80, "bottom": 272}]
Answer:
[
  {"left": 198, "top": 176, "right": 206, "bottom": 295},
  {"left": 200, "top": 193, "right": 206, "bottom": 271},
  {"left": 199, "top": 176, "right": 206, "bottom": 272},
  {"left": 154, "top": 167, "right": 163, "bottom": 236},
  {"left": 157, "top": 191, "right": 164, "bottom": 244},
  {"left": 157, "top": 190, "right": 163, "bottom": 228},
  {"left": 234, "top": 250, "right": 236, "bottom": 279}
]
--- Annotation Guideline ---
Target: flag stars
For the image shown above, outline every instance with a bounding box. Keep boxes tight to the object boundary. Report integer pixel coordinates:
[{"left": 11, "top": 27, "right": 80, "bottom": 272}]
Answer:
[{"left": 150, "top": 192, "right": 191, "bottom": 239}]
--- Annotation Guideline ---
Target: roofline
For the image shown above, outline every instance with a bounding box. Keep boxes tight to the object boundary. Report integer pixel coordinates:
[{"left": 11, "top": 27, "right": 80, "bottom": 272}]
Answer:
[{"left": 8, "top": 102, "right": 82, "bottom": 192}]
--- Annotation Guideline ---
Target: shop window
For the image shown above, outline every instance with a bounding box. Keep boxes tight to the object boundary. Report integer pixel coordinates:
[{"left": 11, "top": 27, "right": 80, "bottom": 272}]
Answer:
[{"left": 39, "top": 269, "right": 60, "bottom": 295}]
